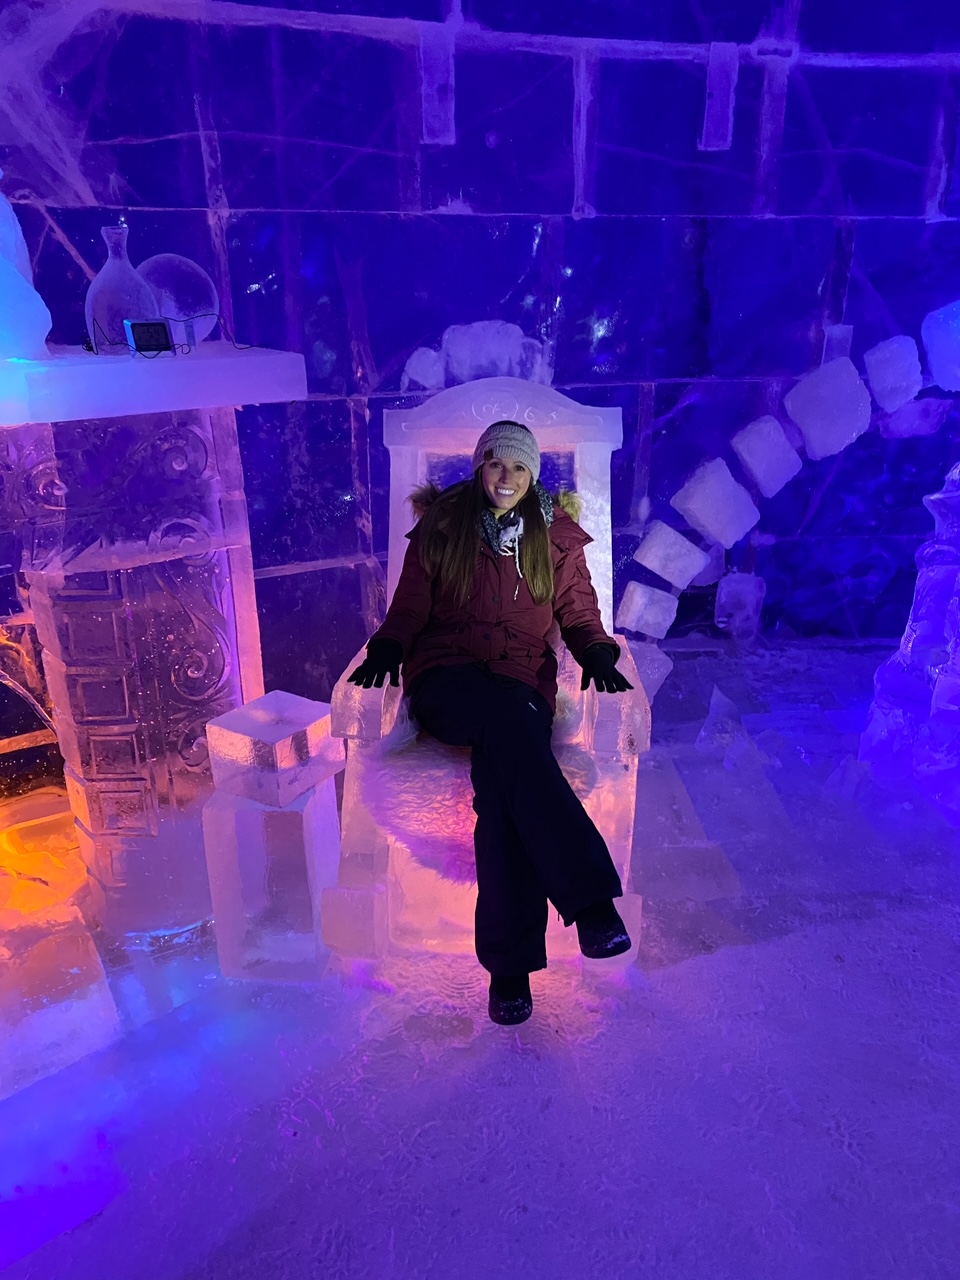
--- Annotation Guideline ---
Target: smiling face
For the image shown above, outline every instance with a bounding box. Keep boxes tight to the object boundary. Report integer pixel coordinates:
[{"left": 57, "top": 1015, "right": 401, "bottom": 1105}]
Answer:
[{"left": 480, "top": 454, "right": 532, "bottom": 514}]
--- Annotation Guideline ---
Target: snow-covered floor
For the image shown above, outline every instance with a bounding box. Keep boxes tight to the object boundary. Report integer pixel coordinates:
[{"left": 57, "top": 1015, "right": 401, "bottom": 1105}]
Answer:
[{"left": 3, "top": 641, "right": 959, "bottom": 1280}]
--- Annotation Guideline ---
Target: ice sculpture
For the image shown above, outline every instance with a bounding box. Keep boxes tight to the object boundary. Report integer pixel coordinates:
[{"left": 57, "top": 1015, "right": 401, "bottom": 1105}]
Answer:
[
  {"left": 714, "top": 572, "right": 766, "bottom": 641},
  {"left": 633, "top": 519, "right": 709, "bottom": 590},
  {"left": 0, "top": 173, "right": 51, "bottom": 358},
  {"left": 731, "top": 415, "right": 802, "bottom": 498},
  {"left": 670, "top": 458, "right": 760, "bottom": 549},
  {"left": 863, "top": 336, "right": 923, "bottom": 413},
  {"left": 860, "top": 462, "right": 960, "bottom": 814},
  {"left": 0, "top": 170, "right": 33, "bottom": 282},
  {"left": 878, "top": 397, "right": 952, "bottom": 439},
  {"left": 84, "top": 226, "right": 160, "bottom": 355},
  {"left": 203, "top": 691, "right": 343, "bottom": 983},
  {"left": 1, "top": 347, "right": 305, "bottom": 943},
  {"left": 783, "top": 357, "right": 872, "bottom": 460},
  {"left": 327, "top": 377, "right": 649, "bottom": 960},
  {"left": 921, "top": 300, "right": 960, "bottom": 393},
  {"left": 615, "top": 580, "right": 678, "bottom": 639},
  {"left": 137, "top": 253, "right": 220, "bottom": 346},
  {"left": 402, "top": 321, "right": 548, "bottom": 391}
]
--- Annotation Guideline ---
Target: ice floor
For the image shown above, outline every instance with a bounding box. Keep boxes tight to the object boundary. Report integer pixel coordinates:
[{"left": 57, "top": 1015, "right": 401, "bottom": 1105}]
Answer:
[{"left": 3, "top": 640, "right": 959, "bottom": 1280}]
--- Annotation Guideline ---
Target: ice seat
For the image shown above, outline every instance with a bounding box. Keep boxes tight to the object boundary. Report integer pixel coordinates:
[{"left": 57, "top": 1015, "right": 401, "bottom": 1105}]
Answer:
[
  {"left": 330, "top": 377, "right": 650, "bottom": 960},
  {"left": 207, "top": 689, "right": 344, "bottom": 808}
]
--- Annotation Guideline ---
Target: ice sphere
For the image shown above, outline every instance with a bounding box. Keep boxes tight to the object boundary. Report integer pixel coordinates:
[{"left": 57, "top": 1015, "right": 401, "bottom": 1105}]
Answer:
[
  {"left": 922, "top": 299, "right": 960, "bottom": 392},
  {"left": 714, "top": 572, "right": 766, "bottom": 640},
  {"left": 783, "top": 357, "right": 872, "bottom": 459},
  {"left": 202, "top": 777, "right": 339, "bottom": 982},
  {"left": 730, "top": 415, "right": 802, "bottom": 498},
  {"left": 863, "top": 335, "right": 923, "bottom": 413},
  {"left": 137, "top": 253, "right": 220, "bottom": 345},
  {"left": 206, "top": 689, "right": 344, "bottom": 809},
  {"left": 632, "top": 520, "right": 709, "bottom": 590},
  {"left": 670, "top": 458, "right": 760, "bottom": 549},
  {"left": 878, "top": 396, "right": 951, "bottom": 439},
  {"left": 615, "top": 580, "right": 678, "bottom": 639},
  {"left": 0, "top": 909, "right": 120, "bottom": 1101},
  {"left": 624, "top": 639, "right": 674, "bottom": 701}
]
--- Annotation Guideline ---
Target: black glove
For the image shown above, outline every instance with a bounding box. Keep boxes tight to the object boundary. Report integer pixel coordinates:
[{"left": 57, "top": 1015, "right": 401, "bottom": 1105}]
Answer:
[
  {"left": 580, "top": 643, "right": 633, "bottom": 694},
  {"left": 347, "top": 638, "right": 403, "bottom": 690}
]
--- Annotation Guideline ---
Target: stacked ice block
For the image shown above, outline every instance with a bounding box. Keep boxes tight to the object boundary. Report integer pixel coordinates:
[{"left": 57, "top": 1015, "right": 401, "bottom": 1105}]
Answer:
[{"left": 203, "top": 690, "right": 345, "bottom": 982}]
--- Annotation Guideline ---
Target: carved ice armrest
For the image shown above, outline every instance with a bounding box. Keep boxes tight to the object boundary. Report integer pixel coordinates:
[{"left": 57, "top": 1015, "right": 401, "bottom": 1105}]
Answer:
[
  {"left": 330, "top": 644, "right": 404, "bottom": 743},
  {"left": 582, "top": 644, "right": 651, "bottom": 758}
]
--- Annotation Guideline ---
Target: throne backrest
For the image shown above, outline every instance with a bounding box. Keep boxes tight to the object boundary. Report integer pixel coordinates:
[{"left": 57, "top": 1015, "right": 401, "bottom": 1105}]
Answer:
[{"left": 382, "top": 377, "right": 622, "bottom": 632}]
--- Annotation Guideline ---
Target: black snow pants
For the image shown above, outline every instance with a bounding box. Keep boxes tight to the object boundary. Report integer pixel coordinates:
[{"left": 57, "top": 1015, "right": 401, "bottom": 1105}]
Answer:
[{"left": 409, "top": 663, "right": 623, "bottom": 975}]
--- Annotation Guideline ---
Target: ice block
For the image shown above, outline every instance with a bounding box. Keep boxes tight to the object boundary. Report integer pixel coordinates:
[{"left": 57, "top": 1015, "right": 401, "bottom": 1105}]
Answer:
[
  {"left": 731, "top": 415, "right": 802, "bottom": 498},
  {"left": 922, "top": 300, "right": 960, "bottom": 393},
  {"left": 863, "top": 336, "right": 923, "bottom": 413},
  {"left": 632, "top": 520, "right": 710, "bottom": 590},
  {"left": 207, "top": 689, "right": 344, "bottom": 809},
  {"left": 783, "top": 357, "right": 872, "bottom": 460},
  {"left": 670, "top": 458, "right": 760, "bottom": 549},
  {"left": 202, "top": 777, "right": 340, "bottom": 982},
  {"left": 615, "top": 581, "right": 678, "bottom": 640}
]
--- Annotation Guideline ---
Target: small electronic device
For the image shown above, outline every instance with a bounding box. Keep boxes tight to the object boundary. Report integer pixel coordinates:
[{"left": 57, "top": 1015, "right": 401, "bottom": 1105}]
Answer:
[{"left": 123, "top": 319, "right": 175, "bottom": 356}]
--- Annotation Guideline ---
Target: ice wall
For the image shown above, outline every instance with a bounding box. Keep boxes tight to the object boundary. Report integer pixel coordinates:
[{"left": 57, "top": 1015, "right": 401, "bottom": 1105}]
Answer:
[{"left": 2, "top": 0, "right": 960, "bottom": 698}]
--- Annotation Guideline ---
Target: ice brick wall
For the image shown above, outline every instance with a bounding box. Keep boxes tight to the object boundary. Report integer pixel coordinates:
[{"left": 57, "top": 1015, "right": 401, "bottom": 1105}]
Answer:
[{"left": 4, "top": 0, "right": 960, "bottom": 688}]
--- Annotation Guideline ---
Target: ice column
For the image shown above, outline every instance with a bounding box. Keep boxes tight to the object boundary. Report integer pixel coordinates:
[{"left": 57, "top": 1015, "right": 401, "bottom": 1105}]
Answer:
[
  {"left": 203, "top": 690, "right": 344, "bottom": 982},
  {"left": 1, "top": 407, "right": 264, "bottom": 940}
]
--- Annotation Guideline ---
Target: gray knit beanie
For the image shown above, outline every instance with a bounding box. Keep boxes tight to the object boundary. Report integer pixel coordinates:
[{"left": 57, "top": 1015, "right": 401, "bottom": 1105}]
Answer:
[{"left": 472, "top": 420, "right": 541, "bottom": 483}]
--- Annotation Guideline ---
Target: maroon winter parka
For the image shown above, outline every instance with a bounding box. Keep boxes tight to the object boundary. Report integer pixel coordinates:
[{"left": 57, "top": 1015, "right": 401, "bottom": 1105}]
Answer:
[{"left": 369, "top": 493, "right": 619, "bottom": 713}]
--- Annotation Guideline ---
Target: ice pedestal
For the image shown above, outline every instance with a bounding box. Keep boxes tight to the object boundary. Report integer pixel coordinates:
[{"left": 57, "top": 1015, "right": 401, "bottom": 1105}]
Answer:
[
  {"left": 1, "top": 347, "right": 306, "bottom": 941},
  {"left": 204, "top": 692, "right": 344, "bottom": 982}
]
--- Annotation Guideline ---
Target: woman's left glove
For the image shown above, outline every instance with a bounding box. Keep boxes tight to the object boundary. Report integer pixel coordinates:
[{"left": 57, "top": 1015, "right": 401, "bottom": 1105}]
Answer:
[
  {"left": 347, "top": 638, "right": 403, "bottom": 689},
  {"left": 579, "top": 644, "right": 633, "bottom": 694}
]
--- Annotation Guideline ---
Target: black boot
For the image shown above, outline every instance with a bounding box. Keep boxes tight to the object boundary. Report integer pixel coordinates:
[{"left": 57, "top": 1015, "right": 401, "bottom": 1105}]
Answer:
[
  {"left": 488, "top": 974, "right": 533, "bottom": 1025},
  {"left": 575, "top": 900, "right": 631, "bottom": 959}
]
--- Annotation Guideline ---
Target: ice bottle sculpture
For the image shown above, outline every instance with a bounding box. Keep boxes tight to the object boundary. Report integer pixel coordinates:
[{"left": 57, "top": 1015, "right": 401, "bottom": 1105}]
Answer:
[{"left": 84, "top": 226, "right": 159, "bottom": 355}]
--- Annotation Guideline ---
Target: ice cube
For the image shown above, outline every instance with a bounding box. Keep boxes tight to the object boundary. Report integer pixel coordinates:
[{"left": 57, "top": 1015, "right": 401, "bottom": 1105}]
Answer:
[
  {"left": 624, "top": 639, "right": 674, "bottom": 701},
  {"left": 922, "top": 299, "right": 960, "bottom": 392},
  {"left": 783, "top": 357, "right": 872, "bottom": 459},
  {"left": 331, "top": 652, "right": 404, "bottom": 742},
  {"left": 206, "top": 689, "right": 344, "bottom": 809},
  {"left": 714, "top": 572, "right": 766, "bottom": 640},
  {"left": 615, "top": 581, "right": 678, "bottom": 640},
  {"left": 878, "top": 396, "right": 951, "bottom": 439},
  {"left": 202, "top": 776, "right": 340, "bottom": 982},
  {"left": 730, "top": 415, "right": 802, "bottom": 498},
  {"left": 670, "top": 458, "right": 760, "bottom": 549},
  {"left": 863, "top": 336, "right": 923, "bottom": 413},
  {"left": 632, "top": 520, "right": 710, "bottom": 590}
]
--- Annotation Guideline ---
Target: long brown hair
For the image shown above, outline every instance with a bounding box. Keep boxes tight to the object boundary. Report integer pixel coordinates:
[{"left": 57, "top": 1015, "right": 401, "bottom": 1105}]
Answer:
[{"left": 415, "top": 473, "right": 555, "bottom": 607}]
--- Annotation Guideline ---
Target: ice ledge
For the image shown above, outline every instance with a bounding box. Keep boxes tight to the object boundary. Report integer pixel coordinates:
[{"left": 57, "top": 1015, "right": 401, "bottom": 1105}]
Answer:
[{"left": 0, "top": 343, "right": 307, "bottom": 427}]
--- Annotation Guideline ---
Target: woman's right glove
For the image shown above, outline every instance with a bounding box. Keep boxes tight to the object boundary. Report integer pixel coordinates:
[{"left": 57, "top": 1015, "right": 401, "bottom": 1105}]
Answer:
[
  {"left": 579, "top": 643, "right": 633, "bottom": 694},
  {"left": 347, "top": 637, "right": 403, "bottom": 690}
]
